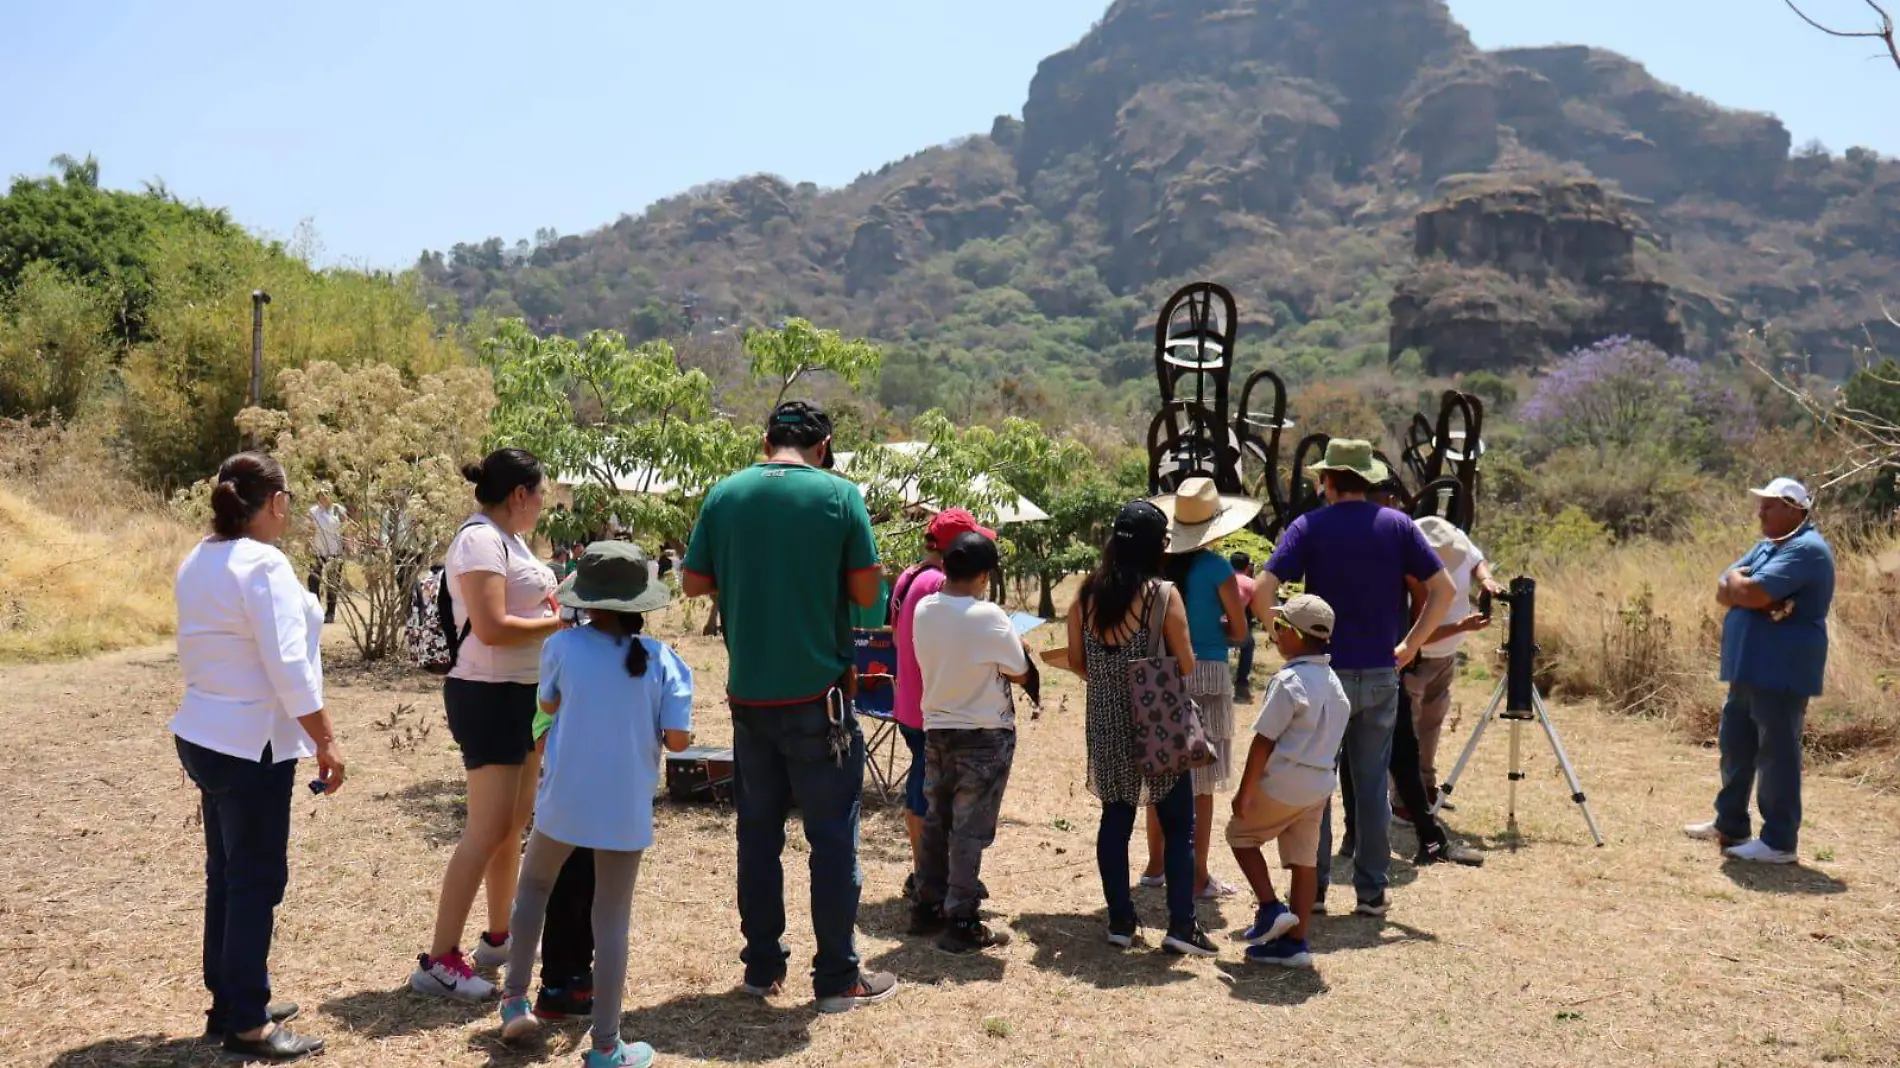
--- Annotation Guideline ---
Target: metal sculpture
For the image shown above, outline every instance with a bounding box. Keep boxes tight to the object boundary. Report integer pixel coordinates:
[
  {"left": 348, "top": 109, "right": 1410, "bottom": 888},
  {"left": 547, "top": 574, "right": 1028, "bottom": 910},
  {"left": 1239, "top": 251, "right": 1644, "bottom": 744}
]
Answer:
[
  {"left": 1149, "top": 283, "right": 1244, "bottom": 495},
  {"left": 1396, "top": 390, "right": 1485, "bottom": 531}
]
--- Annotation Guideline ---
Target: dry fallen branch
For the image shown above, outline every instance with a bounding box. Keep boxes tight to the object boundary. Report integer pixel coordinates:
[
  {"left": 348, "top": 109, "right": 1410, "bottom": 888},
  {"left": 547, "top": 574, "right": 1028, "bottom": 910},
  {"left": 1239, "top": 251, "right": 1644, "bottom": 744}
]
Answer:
[{"left": 1785, "top": 0, "right": 1900, "bottom": 70}]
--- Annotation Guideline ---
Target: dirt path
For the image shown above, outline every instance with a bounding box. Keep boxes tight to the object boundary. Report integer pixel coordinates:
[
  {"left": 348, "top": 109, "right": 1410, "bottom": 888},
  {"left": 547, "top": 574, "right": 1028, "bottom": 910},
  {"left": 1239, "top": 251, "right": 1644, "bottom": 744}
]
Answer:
[{"left": 3, "top": 633, "right": 1896, "bottom": 1068}]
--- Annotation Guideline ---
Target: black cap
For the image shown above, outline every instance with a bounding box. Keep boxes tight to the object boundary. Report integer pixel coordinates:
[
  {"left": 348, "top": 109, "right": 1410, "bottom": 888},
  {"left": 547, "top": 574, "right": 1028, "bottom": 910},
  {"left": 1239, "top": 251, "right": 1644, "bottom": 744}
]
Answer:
[
  {"left": 769, "top": 400, "right": 835, "bottom": 468},
  {"left": 1113, "top": 500, "right": 1167, "bottom": 545},
  {"left": 942, "top": 531, "right": 1000, "bottom": 581}
]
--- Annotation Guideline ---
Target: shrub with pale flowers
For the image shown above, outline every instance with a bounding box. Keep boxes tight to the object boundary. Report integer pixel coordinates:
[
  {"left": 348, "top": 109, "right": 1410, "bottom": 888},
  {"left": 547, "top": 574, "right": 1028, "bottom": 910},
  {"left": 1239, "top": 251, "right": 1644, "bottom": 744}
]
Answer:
[{"left": 176, "top": 360, "right": 495, "bottom": 660}]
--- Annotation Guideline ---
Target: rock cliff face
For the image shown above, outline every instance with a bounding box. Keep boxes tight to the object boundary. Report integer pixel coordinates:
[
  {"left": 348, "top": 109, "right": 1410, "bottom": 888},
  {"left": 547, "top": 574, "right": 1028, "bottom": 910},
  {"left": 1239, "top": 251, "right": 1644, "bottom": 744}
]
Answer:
[
  {"left": 422, "top": 0, "right": 1900, "bottom": 383},
  {"left": 1391, "top": 178, "right": 1684, "bottom": 372}
]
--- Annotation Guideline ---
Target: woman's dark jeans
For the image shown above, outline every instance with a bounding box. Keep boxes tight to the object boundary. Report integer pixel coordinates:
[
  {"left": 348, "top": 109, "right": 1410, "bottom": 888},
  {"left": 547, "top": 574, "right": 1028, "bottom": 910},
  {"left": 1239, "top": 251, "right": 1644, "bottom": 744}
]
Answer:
[
  {"left": 176, "top": 737, "right": 295, "bottom": 1036},
  {"left": 1099, "top": 775, "right": 1195, "bottom": 930}
]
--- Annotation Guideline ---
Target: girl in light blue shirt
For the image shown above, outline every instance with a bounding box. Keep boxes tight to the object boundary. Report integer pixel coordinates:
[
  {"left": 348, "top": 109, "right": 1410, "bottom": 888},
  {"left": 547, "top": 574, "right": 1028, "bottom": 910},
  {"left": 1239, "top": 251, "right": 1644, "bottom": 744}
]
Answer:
[{"left": 497, "top": 542, "right": 692, "bottom": 1068}]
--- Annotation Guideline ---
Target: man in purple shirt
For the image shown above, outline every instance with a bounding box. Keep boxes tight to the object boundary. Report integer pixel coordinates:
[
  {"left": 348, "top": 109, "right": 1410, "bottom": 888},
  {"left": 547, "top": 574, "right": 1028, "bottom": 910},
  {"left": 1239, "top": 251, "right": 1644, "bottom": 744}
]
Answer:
[{"left": 1251, "top": 440, "right": 1454, "bottom": 916}]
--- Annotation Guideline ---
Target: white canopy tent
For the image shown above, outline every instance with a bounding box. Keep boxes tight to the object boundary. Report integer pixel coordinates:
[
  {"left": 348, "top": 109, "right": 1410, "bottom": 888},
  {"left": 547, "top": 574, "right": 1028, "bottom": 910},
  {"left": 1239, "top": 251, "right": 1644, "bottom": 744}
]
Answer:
[{"left": 555, "top": 441, "right": 1049, "bottom": 525}]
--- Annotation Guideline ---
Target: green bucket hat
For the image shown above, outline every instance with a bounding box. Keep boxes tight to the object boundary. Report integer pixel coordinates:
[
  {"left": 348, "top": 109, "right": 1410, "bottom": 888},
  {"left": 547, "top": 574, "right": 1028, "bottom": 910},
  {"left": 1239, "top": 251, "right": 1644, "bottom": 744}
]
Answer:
[
  {"left": 557, "top": 541, "right": 672, "bottom": 614},
  {"left": 1308, "top": 439, "right": 1390, "bottom": 485}
]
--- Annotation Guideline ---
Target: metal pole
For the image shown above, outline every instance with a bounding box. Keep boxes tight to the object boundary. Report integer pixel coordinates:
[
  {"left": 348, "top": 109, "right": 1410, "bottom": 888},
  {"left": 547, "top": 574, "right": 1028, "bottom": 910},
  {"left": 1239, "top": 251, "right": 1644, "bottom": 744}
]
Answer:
[{"left": 248, "top": 290, "right": 271, "bottom": 446}]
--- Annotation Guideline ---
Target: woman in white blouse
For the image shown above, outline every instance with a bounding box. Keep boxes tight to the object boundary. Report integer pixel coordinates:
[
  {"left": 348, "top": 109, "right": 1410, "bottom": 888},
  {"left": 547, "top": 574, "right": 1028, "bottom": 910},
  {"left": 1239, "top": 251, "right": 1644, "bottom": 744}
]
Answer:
[
  {"left": 413, "top": 447, "right": 562, "bottom": 1001},
  {"left": 172, "top": 452, "right": 345, "bottom": 1062}
]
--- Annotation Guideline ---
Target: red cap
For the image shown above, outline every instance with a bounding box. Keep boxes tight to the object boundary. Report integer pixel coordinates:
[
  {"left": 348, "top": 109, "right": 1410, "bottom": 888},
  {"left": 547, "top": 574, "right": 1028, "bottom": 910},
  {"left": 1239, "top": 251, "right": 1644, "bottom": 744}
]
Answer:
[{"left": 925, "top": 508, "right": 995, "bottom": 550}]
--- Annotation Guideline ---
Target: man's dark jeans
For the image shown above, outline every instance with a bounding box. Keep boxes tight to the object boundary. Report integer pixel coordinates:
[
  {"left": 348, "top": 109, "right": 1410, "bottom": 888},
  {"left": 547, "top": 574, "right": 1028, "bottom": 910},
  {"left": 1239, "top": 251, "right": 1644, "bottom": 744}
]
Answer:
[
  {"left": 917, "top": 728, "right": 1016, "bottom": 920},
  {"left": 1233, "top": 629, "right": 1257, "bottom": 698},
  {"left": 541, "top": 845, "right": 595, "bottom": 990},
  {"left": 175, "top": 737, "right": 295, "bottom": 1037},
  {"left": 1338, "top": 673, "right": 1448, "bottom": 860},
  {"left": 1099, "top": 775, "right": 1195, "bottom": 930},
  {"left": 731, "top": 698, "right": 865, "bottom": 998},
  {"left": 1715, "top": 682, "right": 1808, "bottom": 852}
]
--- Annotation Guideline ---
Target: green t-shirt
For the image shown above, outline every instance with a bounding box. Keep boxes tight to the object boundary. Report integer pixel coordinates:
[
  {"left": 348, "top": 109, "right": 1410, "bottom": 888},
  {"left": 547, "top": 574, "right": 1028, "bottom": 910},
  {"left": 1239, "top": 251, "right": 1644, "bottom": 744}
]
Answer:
[{"left": 684, "top": 462, "right": 879, "bottom": 704}]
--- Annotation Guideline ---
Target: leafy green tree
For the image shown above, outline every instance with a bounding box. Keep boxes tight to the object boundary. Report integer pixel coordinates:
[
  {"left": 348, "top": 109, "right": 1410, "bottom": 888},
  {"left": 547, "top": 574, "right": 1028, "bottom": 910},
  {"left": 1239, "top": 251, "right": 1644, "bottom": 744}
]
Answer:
[
  {"left": 744, "top": 317, "right": 881, "bottom": 413},
  {"left": 484, "top": 319, "right": 756, "bottom": 546},
  {"left": 0, "top": 262, "right": 111, "bottom": 419},
  {"left": 0, "top": 155, "right": 235, "bottom": 341}
]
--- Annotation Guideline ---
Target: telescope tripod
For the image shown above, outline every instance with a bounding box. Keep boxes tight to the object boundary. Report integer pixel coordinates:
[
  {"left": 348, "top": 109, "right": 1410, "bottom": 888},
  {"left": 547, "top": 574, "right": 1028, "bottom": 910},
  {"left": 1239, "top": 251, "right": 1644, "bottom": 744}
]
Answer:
[{"left": 1430, "top": 678, "right": 1605, "bottom": 847}]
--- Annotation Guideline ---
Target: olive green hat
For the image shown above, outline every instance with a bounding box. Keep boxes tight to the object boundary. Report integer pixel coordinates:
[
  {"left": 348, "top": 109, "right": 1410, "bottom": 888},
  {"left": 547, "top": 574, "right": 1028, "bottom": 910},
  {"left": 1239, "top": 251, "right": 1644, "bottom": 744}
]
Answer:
[{"left": 557, "top": 541, "right": 672, "bottom": 614}]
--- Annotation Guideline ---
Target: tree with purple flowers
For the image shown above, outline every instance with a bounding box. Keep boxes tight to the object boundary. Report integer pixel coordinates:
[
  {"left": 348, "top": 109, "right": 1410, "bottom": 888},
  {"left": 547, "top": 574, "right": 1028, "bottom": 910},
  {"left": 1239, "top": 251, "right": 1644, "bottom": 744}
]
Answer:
[{"left": 1521, "top": 337, "right": 1755, "bottom": 470}]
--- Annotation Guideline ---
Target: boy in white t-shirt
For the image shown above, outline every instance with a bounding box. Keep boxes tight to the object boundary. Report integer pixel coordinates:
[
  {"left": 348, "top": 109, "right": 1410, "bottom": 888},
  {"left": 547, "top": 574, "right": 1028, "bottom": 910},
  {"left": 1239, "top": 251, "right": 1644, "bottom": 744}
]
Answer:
[
  {"left": 909, "top": 531, "right": 1030, "bottom": 955},
  {"left": 1227, "top": 594, "right": 1350, "bottom": 969}
]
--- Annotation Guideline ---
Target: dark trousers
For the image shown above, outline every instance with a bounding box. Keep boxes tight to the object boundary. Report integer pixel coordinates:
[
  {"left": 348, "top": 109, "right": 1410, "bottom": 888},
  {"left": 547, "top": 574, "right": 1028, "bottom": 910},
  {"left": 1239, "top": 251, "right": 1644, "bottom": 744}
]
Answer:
[
  {"left": 1337, "top": 678, "right": 1447, "bottom": 858},
  {"left": 917, "top": 728, "right": 1016, "bottom": 920},
  {"left": 306, "top": 557, "right": 339, "bottom": 621},
  {"left": 1099, "top": 775, "right": 1195, "bottom": 930},
  {"left": 541, "top": 845, "right": 596, "bottom": 989},
  {"left": 176, "top": 737, "right": 295, "bottom": 1036},
  {"left": 1715, "top": 682, "right": 1808, "bottom": 852},
  {"left": 1233, "top": 629, "right": 1256, "bottom": 698},
  {"left": 731, "top": 698, "right": 865, "bottom": 998}
]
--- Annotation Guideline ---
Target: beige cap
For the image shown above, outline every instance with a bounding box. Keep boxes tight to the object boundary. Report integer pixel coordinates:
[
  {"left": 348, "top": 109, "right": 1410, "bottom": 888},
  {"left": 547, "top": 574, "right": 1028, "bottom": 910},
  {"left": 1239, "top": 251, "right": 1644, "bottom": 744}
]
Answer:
[
  {"left": 1273, "top": 593, "right": 1336, "bottom": 640},
  {"left": 1415, "top": 515, "right": 1472, "bottom": 571}
]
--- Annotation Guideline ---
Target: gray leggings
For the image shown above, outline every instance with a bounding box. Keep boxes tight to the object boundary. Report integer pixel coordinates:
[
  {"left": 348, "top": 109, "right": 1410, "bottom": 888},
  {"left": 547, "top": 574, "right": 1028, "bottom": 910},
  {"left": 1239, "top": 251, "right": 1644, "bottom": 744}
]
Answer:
[{"left": 503, "top": 831, "right": 643, "bottom": 1050}]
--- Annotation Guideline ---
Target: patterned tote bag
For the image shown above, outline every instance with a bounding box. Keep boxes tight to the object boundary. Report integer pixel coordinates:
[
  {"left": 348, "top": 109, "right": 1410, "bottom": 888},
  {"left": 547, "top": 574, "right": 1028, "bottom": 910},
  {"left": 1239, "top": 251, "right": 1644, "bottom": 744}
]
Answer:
[{"left": 1127, "top": 581, "right": 1216, "bottom": 777}]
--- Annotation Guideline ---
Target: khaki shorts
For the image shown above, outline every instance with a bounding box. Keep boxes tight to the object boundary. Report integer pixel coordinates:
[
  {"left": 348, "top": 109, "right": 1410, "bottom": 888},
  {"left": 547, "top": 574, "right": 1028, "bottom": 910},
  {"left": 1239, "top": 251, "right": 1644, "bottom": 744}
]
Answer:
[{"left": 1225, "top": 791, "right": 1326, "bottom": 867}]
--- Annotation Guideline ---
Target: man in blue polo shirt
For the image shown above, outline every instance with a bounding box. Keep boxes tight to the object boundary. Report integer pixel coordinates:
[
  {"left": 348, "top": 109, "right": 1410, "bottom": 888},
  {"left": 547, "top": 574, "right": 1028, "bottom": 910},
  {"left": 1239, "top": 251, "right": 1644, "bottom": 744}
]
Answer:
[{"left": 1684, "top": 477, "right": 1834, "bottom": 865}]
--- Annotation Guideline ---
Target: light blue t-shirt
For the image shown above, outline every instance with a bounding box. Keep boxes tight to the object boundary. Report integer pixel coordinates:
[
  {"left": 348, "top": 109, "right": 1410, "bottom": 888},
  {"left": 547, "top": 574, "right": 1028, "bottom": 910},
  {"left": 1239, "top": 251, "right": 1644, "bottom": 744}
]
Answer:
[
  {"left": 1719, "top": 525, "right": 1834, "bottom": 698},
  {"left": 1177, "top": 549, "right": 1238, "bottom": 664},
  {"left": 535, "top": 627, "right": 694, "bottom": 852}
]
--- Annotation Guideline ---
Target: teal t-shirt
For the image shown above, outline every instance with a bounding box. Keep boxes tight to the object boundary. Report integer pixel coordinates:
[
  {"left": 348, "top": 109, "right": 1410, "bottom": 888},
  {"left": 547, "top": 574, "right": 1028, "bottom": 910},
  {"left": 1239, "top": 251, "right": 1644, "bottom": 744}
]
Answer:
[
  {"left": 1179, "top": 548, "right": 1237, "bottom": 664},
  {"left": 684, "top": 462, "right": 880, "bottom": 704},
  {"left": 1719, "top": 525, "right": 1834, "bottom": 697}
]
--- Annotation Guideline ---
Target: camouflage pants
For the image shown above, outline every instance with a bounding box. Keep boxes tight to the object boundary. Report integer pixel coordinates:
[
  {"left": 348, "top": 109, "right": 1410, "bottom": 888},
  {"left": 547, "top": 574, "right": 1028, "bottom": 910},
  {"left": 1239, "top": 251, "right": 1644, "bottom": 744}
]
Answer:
[{"left": 917, "top": 728, "right": 1016, "bottom": 920}]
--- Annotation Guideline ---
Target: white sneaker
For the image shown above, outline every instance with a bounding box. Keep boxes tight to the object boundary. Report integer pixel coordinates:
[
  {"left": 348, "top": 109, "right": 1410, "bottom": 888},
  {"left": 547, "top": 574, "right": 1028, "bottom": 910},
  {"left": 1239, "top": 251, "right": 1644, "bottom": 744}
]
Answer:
[
  {"left": 472, "top": 933, "right": 511, "bottom": 970},
  {"left": 411, "top": 951, "right": 497, "bottom": 1001},
  {"left": 1136, "top": 873, "right": 1165, "bottom": 889},
  {"left": 1723, "top": 839, "right": 1798, "bottom": 865},
  {"left": 1682, "top": 820, "right": 1730, "bottom": 843}
]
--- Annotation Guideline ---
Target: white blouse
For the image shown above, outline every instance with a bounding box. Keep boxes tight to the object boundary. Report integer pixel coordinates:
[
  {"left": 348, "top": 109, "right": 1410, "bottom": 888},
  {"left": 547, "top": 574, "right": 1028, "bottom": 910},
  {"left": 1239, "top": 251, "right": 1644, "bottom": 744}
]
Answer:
[{"left": 169, "top": 537, "right": 325, "bottom": 762}]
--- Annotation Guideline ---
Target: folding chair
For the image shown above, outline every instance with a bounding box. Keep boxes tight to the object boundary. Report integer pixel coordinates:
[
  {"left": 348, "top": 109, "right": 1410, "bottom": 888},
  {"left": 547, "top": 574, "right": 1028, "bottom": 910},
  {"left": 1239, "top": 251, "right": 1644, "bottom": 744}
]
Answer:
[{"left": 852, "top": 628, "right": 902, "bottom": 803}]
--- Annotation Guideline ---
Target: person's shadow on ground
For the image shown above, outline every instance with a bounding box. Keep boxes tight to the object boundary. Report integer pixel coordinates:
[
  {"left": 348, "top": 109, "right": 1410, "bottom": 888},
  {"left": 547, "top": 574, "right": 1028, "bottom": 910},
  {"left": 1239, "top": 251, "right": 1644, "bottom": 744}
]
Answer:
[
  {"left": 1212, "top": 960, "right": 1329, "bottom": 1006},
  {"left": 1721, "top": 860, "right": 1848, "bottom": 895},
  {"left": 463, "top": 990, "right": 814, "bottom": 1066},
  {"left": 45, "top": 1035, "right": 219, "bottom": 1068},
  {"left": 320, "top": 986, "right": 491, "bottom": 1040},
  {"left": 1010, "top": 911, "right": 1196, "bottom": 989}
]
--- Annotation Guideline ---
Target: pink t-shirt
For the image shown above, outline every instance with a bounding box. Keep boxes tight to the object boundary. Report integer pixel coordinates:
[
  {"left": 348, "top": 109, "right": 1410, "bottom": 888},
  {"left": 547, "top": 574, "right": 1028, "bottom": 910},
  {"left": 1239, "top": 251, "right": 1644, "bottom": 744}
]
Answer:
[
  {"left": 1235, "top": 572, "right": 1257, "bottom": 624},
  {"left": 892, "top": 564, "right": 946, "bottom": 730}
]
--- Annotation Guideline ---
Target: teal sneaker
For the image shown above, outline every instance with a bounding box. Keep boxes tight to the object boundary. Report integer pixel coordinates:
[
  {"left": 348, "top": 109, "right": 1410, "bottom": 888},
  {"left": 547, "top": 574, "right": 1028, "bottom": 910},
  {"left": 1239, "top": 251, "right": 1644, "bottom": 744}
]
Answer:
[
  {"left": 499, "top": 995, "right": 539, "bottom": 1042},
  {"left": 582, "top": 1040, "right": 656, "bottom": 1068}
]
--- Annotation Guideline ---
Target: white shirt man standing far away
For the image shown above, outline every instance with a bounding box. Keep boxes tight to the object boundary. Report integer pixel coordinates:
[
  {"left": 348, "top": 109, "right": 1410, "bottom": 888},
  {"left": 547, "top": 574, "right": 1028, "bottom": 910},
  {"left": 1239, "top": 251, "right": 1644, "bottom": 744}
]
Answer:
[{"left": 308, "top": 491, "right": 347, "bottom": 625}]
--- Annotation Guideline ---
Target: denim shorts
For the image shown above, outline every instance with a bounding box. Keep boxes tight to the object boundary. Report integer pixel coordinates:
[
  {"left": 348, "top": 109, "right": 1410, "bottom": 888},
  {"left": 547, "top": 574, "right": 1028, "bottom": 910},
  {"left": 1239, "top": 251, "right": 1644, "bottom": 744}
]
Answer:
[{"left": 900, "top": 724, "right": 927, "bottom": 817}]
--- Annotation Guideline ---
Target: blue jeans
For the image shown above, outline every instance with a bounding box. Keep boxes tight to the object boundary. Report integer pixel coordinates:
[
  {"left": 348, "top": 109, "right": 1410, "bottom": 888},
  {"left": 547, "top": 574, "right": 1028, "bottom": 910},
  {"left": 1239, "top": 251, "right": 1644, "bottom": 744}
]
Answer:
[
  {"left": 731, "top": 698, "right": 866, "bottom": 998},
  {"left": 1316, "top": 668, "right": 1400, "bottom": 903},
  {"left": 1098, "top": 775, "right": 1195, "bottom": 930},
  {"left": 175, "top": 737, "right": 295, "bottom": 1036},
  {"left": 900, "top": 724, "right": 928, "bottom": 818},
  {"left": 1233, "top": 630, "right": 1256, "bottom": 696},
  {"left": 1714, "top": 682, "right": 1808, "bottom": 853}
]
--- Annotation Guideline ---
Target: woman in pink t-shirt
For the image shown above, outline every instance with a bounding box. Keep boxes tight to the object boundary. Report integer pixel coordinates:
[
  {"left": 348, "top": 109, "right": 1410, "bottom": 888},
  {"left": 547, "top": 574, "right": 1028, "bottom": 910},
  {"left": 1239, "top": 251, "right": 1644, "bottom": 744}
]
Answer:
[{"left": 891, "top": 509, "right": 993, "bottom": 898}]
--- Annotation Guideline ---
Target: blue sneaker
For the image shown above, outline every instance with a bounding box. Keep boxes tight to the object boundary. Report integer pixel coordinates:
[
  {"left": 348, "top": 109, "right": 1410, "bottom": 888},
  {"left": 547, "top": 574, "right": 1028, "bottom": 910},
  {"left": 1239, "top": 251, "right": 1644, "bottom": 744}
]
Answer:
[
  {"left": 1239, "top": 901, "right": 1298, "bottom": 945},
  {"left": 499, "top": 995, "right": 539, "bottom": 1042},
  {"left": 1245, "top": 937, "right": 1314, "bottom": 969},
  {"left": 583, "top": 1040, "right": 656, "bottom": 1068}
]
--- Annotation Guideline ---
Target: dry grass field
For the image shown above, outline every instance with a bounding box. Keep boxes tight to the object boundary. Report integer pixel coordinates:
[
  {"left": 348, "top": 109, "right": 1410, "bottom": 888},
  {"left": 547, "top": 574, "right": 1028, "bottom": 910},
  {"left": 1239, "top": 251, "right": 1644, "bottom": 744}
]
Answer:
[{"left": 4, "top": 606, "right": 1897, "bottom": 1068}]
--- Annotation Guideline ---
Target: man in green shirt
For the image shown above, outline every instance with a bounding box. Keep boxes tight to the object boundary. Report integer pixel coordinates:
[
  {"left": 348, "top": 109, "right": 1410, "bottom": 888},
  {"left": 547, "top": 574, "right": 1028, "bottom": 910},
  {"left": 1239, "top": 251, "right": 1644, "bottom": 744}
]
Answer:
[{"left": 682, "top": 400, "right": 897, "bottom": 1014}]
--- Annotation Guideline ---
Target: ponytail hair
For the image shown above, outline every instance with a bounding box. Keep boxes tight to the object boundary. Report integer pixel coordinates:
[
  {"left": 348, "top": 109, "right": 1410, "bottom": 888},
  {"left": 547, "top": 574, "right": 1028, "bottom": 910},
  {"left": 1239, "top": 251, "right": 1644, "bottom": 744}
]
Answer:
[
  {"left": 461, "top": 447, "right": 543, "bottom": 506},
  {"left": 587, "top": 609, "right": 650, "bottom": 678},
  {"left": 209, "top": 452, "right": 288, "bottom": 539}
]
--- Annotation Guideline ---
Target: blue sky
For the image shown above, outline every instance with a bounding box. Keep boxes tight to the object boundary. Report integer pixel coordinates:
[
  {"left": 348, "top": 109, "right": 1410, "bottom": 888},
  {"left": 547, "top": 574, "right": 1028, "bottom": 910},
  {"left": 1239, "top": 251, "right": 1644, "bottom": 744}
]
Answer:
[{"left": 3, "top": 0, "right": 1895, "bottom": 268}]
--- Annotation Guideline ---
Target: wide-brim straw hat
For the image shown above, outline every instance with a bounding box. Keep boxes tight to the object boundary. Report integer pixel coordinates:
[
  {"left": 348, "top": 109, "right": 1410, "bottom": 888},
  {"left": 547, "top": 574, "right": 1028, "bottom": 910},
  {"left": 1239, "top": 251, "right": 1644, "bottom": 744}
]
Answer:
[
  {"left": 557, "top": 540, "right": 673, "bottom": 614},
  {"left": 1308, "top": 438, "right": 1391, "bottom": 486},
  {"left": 1147, "top": 477, "right": 1263, "bottom": 554}
]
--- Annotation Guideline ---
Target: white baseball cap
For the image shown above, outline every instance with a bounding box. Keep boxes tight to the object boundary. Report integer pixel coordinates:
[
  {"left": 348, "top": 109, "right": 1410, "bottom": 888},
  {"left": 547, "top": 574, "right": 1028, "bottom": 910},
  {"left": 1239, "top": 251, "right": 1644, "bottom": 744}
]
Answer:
[
  {"left": 1748, "top": 477, "right": 1812, "bottom": 511},
  {"left": 1415, "top": 515, "right": 1472, "bottom": 571}
]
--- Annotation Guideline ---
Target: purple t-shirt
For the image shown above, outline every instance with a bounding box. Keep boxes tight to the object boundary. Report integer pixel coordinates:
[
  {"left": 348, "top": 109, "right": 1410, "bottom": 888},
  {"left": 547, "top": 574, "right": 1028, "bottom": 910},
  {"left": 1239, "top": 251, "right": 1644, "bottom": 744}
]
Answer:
[
  {"left": 892, "top": 564, "right": 947, "bottom": 730},
  {"left": 1265, "top": 501, "right": 1444, "bottom": 670}
]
